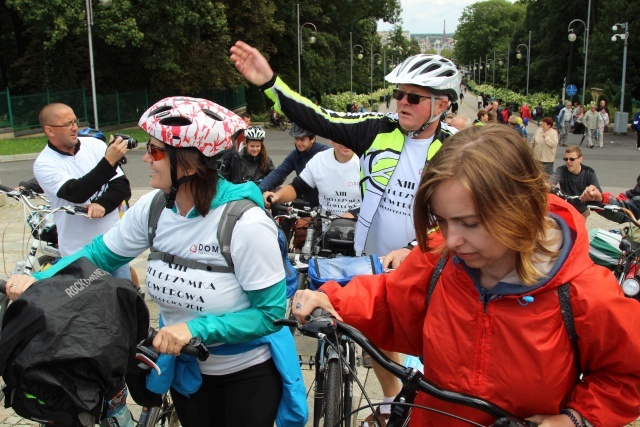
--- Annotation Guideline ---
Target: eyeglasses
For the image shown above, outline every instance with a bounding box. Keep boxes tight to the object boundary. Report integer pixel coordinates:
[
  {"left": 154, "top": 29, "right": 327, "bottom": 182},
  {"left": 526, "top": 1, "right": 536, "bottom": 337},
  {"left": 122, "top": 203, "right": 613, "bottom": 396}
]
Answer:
[
  {"left": 146, "top": 141, "right": 166, "bottom": 161},
  {"left": 392, "top": 89, "right": 433, "bottom": 105},
  {"left": 563, "top": 157, "right": 580, "bottom": 162},
  {"left": 48, "top": 118, "right": 80, "bottom": 129}
]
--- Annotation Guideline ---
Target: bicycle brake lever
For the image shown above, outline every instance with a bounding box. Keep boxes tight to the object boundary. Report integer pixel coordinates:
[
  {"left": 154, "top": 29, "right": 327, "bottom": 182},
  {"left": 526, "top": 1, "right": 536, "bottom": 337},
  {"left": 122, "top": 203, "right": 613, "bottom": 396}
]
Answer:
[{"left": 186, "top": 337, "right": 210, "bottom": 362}]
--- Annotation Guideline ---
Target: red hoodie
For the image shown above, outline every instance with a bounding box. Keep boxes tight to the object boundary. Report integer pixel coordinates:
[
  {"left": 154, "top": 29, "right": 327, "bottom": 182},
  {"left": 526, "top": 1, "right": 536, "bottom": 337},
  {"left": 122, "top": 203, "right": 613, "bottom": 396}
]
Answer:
[{"left": 321, "top": 195, "right": 640, "bottom": 426}]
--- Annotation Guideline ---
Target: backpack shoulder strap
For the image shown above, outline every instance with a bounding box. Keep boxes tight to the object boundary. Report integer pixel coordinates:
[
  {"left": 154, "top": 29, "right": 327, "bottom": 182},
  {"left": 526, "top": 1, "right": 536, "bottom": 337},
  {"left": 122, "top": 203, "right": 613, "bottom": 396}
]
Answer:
[
  {"left": 147, "top": 191, "right": 167, "bottom": 249},
  {"left": 217, "top": 199, "right": 259, "bottom": 268},
  {"left": 426, "top": 254, "right": 448, "bottom": 309},
  {"left": 558, "top": 282, "right": 582, "bottom": 378}
]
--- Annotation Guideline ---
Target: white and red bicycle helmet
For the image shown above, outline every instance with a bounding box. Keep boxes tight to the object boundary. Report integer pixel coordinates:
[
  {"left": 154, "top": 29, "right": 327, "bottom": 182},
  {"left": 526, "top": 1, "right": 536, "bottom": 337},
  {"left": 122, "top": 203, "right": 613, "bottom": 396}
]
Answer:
[
  {"left": 139, "top": 96, "right": 247, "bottom": 208},
  {"left": 139, "top": 96, "right": 246, "bottom": 157}
]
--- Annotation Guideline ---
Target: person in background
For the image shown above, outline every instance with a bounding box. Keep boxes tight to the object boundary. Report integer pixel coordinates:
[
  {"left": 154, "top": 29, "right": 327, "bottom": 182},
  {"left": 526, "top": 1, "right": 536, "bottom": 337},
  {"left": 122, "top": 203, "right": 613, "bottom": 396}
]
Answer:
[
  {"left": 449, "top": 115, "right": 472, "bottom": 130},
  {"left": 633, "top": 108, "right": 640, "bottom": 150},
  {"left": 292, "top": 124, "right": 640, "bottom": 427},
  {"left": 582, "top": 104, "right": 602, "bottom": 149},
  {"left": 520, "top": 102, "right": 532, "bottom": 126},
  {"left": 240, "top": 126, "right": 275, "bottom": 185},
  {"left": 534, "top": 102, "right": 544, "bottom": 126},
  {"left": 508, "top": 115, "right": 528, "bottom": 141},
  {"left": 530, "top": 117, "right": 558, "bottom": 175},
  {"left": 263, "top": 140, "right": 360, "bottom": 216},
  {"left": 596, "top": 107, "right": 609, "bottom": 148},
  {"left": 549, "top": 145, "right": 601, "bottom": 219},
  {"left": 500, "top": 104, "right": 511, "bottom": 123},
  {"left": 556, "top": 101, "right": 573, "bottom": 147},
  {"left": 487, "top": 110, "right": 498, "bottom": 124},
  {"left": 474, "top": 109, "right": 488, "bottom": 126},
  {"left": 257, "top": 124, "right": 329, "bottom": 207},
  {"left": 32, "top": 103, "right": 133, "bottom": 427},
  {"left": 477, "top": 94, "right": 483, "bottom": 109},
  {"left": 241, "top": 112, "right": 251, "bottom": 127}
]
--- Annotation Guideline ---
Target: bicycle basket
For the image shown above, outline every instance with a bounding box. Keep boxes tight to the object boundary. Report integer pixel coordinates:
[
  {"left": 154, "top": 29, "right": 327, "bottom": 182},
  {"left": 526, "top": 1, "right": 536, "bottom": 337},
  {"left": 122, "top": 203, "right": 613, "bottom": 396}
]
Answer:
[
  {"left": 308, "top": 255, "right": 384, "bottom": 290},
  {"left": 27, "top": 211, "right": 58, "bottom": 245}
]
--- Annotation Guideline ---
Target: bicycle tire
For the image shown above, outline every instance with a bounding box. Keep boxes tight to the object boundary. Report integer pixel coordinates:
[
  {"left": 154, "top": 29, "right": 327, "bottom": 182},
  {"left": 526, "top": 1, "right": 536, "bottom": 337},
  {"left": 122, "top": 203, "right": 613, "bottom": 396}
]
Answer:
[
  {"left": 322, "top": 359, "right": 343, "bottom": 427},
  {"left": 37, "top": 255, "right": 57, "bottom": 272},
  {"left": 278, "top": 120, "right": 287, "bottom": 131},
  {"left": 263, "top": 120, "right": 271, "bottom": 129}
]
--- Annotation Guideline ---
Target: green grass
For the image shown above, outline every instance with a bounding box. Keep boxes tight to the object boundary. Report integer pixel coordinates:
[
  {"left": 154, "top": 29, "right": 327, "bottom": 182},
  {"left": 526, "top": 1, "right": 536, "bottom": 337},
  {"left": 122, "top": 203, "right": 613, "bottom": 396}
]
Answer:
[{"left": 0, "top": 127, "right": 148, "bottom": 156}]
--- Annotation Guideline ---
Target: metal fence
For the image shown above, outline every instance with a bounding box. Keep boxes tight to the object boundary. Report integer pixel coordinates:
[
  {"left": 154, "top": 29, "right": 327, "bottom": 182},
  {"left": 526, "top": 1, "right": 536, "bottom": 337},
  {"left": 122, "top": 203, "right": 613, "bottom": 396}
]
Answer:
[{"left": 0, "top": 86, "right": 246, "bottom": 132}]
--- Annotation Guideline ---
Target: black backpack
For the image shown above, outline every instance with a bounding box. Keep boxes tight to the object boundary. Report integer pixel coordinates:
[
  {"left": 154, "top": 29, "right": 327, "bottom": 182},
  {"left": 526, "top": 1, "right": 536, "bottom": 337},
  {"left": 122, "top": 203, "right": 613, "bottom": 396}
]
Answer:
[{"left": 0, "top": 258, "right": 148, "bottom": 426}]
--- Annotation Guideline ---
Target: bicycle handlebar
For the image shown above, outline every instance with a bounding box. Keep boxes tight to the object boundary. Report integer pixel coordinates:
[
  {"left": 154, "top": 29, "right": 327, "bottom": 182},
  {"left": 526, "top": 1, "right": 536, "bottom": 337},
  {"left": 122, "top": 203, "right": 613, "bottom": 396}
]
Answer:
[
  {"left": 550, "top": 187, "right": 640, "bottom": 228},
  {"left": 276, "top": 311, "right": 536, "bottom": 426},
  {"left": 139, "top": 328, "right": 210, "bottom": 362},
  {"left": 1, "top": 183, "right": 89, "bottom": 217}
]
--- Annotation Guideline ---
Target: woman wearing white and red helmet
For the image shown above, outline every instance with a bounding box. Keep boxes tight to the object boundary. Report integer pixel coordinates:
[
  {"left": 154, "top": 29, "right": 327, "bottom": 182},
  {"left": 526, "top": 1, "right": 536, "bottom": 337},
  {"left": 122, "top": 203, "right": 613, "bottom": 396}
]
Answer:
[{"left": 7, "top": 96, "right": 305, "bottom": 427}]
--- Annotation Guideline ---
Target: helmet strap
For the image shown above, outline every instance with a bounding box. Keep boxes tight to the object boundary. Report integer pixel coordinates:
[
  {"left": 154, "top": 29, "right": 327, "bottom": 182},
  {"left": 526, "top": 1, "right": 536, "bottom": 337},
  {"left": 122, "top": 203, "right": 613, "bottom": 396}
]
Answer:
[
  {"left": 165, "top": 147, "right": 193, "bottom": 209},
  {"left": 404, "top": 97, "right": 443, "bottom": 138}
]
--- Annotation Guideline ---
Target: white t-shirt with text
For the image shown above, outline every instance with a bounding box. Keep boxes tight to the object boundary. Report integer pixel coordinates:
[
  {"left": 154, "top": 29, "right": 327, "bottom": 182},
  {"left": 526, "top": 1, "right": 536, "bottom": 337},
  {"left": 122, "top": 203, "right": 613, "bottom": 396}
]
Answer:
[{"left": 363, "top": 135, "right": 434, "bottom": 256}]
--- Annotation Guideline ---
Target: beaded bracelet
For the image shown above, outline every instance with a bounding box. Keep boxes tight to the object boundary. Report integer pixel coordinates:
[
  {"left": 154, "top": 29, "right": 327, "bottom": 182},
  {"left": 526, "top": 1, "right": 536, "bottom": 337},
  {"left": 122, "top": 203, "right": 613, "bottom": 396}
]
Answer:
[{"left": 560, "top": 409, "right": 581, "bottom": 427}]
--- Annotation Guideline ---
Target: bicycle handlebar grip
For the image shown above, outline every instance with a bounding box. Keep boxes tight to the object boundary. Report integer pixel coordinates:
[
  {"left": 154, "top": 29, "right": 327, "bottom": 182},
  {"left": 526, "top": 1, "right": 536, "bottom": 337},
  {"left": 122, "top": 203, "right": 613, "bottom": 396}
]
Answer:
[
  {"left": 0, "top": 279, "right": 6, "bottom": 294},
  {"left": 74, "top": 206, "right": 89, "bottom": 214},
  {"left": 144, "top": 328, "right": 210, "bottom": 361},
  {"left": 0, "top": 184, "right": 15, "bottom": 193},
  {"left": 266, "top": 195, "right": 274, "bottom": 204}
]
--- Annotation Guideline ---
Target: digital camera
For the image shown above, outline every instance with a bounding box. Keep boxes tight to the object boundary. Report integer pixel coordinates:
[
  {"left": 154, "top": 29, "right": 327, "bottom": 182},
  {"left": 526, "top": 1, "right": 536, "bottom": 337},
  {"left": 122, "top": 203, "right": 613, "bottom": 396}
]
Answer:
[{"left": 113, "top": 134, "right": 138, "bottom": 149}]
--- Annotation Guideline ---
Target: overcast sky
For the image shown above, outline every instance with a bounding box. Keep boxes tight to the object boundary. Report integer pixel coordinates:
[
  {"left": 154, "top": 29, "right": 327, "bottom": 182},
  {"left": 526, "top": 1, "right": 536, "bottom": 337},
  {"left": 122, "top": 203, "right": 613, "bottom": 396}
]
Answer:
[{"left": 377, "top": 0, "right": 479, "bottom": 35}]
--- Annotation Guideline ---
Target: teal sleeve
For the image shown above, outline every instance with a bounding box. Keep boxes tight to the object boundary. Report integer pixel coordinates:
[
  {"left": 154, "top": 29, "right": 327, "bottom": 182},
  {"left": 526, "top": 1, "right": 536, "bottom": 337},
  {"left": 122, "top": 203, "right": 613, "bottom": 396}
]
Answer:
[
  {"left": 186, "top": 279, "right": 287, "bottom": 345},
  {"left": 32, "top": 235, "right": 135, "bottom": 281}
]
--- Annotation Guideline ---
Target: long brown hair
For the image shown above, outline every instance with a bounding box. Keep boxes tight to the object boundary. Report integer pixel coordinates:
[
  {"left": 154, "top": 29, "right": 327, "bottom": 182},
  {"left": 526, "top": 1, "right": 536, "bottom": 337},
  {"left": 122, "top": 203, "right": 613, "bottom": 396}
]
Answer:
[
  {"left": 246, "top": 139, "right": 271, "bottom": 173},
  {"left": 169, "top": 146, "right": 218, "bottom": 216},
  {"left": 414, "top": 124, "right": 557, "bottom": 285}
]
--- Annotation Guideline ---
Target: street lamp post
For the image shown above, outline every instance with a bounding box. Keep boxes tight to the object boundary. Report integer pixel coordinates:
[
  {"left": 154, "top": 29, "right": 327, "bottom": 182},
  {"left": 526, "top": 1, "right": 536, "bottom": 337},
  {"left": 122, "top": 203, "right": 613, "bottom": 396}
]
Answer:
[
  {"left": 612, "top": 22, "right": 629, "bottom": 112},
  {"left": 612, "top": 21, "right": 630, "bottom": 133},
  {"left": 371, "top": 46, "right": 382, "bottom": 105},
  {"left": 384, "top": 58, "right": 393, "bottom": 90},
  {"left": 296, "top": 3, "right": 317, "bottom": 94},
  {"left": 568, "top": 17, "right": 589, "bottom": 105},
  {"left": 516, "top": 31, "right": 531, "bottom": 99},
  {"left": 505, "top": 44, "right": 510, "bottom": 105},
  {"left": 350, "top": 34, "right": 364, "bottom": 99},
  {"left": 85, "top": 0, "right": 99, "bottom": 129}
]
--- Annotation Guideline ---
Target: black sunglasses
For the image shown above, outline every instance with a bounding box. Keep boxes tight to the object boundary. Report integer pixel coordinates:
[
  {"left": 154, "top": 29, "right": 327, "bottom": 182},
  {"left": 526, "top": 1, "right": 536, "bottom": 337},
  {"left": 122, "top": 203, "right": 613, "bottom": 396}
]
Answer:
[
  {"left": 563, "top": 157, "right": 580, "bottom": 162},
  {"left": 392, "top": 89, "right": 432, "bottom": 105}
]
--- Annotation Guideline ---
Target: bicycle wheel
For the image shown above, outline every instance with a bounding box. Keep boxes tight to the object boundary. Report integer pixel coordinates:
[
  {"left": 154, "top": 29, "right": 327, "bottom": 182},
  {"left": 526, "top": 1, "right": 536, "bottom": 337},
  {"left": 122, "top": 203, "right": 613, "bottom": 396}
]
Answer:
[
  {"left": 322, "top": 359, "right": 343, "bottom": 427},
  {"left": 263, "top": 120, "right": 271, "bottom": 129},
  {"left": 37, "top": 255, "right": 58, "bottom": 272},
  {"left": 278, "top": 120, "right": 287, "bottom": 131}
]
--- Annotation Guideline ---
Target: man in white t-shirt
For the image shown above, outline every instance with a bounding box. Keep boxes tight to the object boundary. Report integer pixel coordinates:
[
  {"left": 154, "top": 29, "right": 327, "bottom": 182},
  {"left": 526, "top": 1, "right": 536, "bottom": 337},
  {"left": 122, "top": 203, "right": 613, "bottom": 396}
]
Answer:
[
  {"left": 231, "top": 42, "right": 461, "bottom": 425},
  {"left": 263, "top": 141, "right": 360, "bottom": 216},
  {"left": 32, "top": 103, "right": 134, "bottom": 426}
]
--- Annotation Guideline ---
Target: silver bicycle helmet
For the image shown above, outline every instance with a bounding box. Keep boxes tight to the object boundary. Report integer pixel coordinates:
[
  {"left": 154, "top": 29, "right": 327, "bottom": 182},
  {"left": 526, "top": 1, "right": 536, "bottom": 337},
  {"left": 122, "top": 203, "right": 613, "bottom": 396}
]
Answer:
[
  {"left": 386, "top": 54, "right": 461, "bottom": 131},
  {"left": 289, "top": 123, "right": 315, "bottom": 138},
  {"left": 245, "top": 126, "right": 265, "bottom": 141}
]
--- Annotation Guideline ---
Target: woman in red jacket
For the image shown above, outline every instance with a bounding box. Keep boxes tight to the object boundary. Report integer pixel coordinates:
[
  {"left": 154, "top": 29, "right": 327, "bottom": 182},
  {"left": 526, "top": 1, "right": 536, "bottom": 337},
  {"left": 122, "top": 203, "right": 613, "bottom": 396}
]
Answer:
[{"left": 293, "top": 124, "right": 640, "bottom": 427}]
